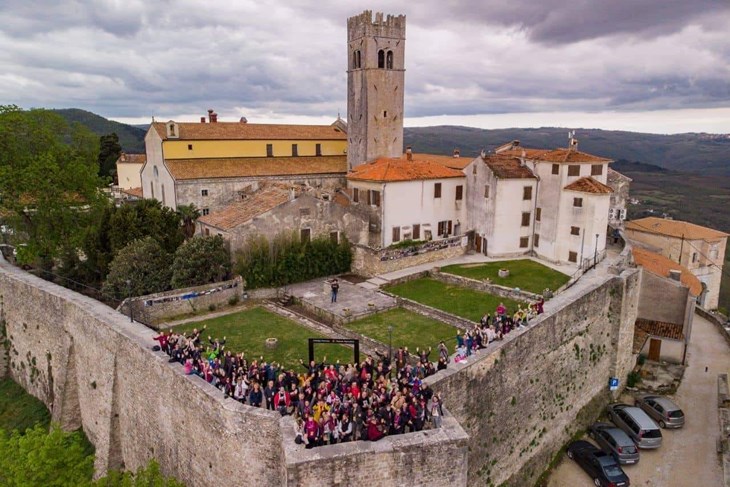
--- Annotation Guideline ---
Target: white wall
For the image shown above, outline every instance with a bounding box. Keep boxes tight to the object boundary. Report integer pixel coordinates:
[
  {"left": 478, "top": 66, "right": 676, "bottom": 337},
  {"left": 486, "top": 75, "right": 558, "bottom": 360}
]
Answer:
[
  {"left": 380, "top": 177, "right": 466, "bottom": 247},
  {"left": 489, "top": 178, "right": 538, "bottom": 256},
  {"left": 141, "top": 129, "right": 177, "bottom": 210},
  {"left": 116, "top": 163, "right": 143, "bottom": 190}
]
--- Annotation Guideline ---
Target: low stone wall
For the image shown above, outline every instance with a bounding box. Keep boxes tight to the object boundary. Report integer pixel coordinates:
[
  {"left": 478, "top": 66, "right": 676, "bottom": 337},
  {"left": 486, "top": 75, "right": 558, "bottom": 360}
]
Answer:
[
  {"left": 431, "top": 270, "right": 542, "bottom": 302},
  {"left": 282, "top": 409, "right": 469, "bottom": 487},
  {"left": 717, "top": 374, "right": 730, "bottom": 486},
  {"left": 352, "top": 238, "right": 467, "bottom": 277},
  {"left": 424, "top": 267, "right": 640, "bottom": 486},
  {"left": 396, "top": 295, "right": 477, "bottom": 331},
  {"left": 696, "top": 306, "right": 730, "bottom": 348},
  {"left": 119, "top": 277, "right": 243, "bottom": 325}
]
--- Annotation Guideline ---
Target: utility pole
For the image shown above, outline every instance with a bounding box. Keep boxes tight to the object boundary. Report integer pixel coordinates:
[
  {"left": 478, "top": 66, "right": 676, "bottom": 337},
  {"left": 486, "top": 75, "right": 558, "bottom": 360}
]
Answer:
[
  {"left": 594, "top": 233, "right": 599, "bottom": 268},
  {"left": 579, "top": 230, "right": 585, "bottom": 270}
]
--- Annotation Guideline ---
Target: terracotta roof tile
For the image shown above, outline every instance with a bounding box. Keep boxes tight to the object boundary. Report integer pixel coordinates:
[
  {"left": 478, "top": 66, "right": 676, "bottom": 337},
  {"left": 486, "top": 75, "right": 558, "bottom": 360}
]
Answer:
[
  {"left": 198, "top": 184, "right": 298, "bottom": 230},
  {"left": 116, "top": 153, "right": 146, "bottom": 164},
  {"left": 535, "top": 148, "right": 612, "bottom": 164},
  {"left": 607, "top": 167, "right": 632, "bottom": 183},
  {"left": 631, "top": 246, "right": 703, "bottom": 296},
  {"left": 347, "top": 157, "right": 465, "bottom": 182},
  {"left": 121, "top": 187, "right": 143, "bottom": 198},
  {"left": 564, "top": 177, "right": 613, "bottom": 194},
  {"left": 152, "top": 122, "right": 346, "bottom": 141},
  {"left": 495, "top": 147, "right": 551, "bottom": 159},
  {"left": 482, "top": 154, "right": 536, "bottom": 179},
  {"left": 626, "top": 217, "right": 729, "bottom": 241},
  {"left": 165, "top": 156, "right": 347, "bottom": 180},
  {"left": 408, "top": 153, "right": 473, "bottom": 170}
]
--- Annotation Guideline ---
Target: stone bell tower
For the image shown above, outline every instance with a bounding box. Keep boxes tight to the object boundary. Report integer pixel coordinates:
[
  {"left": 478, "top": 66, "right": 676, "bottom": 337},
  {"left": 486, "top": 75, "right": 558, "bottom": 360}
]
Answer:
[{"left": 346, "top": 10, "right": 406, "bottom": 170}]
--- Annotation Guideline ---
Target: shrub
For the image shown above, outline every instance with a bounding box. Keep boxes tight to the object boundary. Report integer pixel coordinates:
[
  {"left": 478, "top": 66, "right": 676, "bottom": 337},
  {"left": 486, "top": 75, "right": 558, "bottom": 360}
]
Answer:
[
  {"left": 170, "top": 235, "right": 231, "bottom": 289},
  {"left": 102, "top": 237, "right": 172, "bottom": 300},
  {"left": 235, "top": 231, "right": 352, "bottom": 289},
  {"left": 208, "top": 304, "right": 217, "bottom": 312},
  {"left": 626, "top": 371, "right": 641, "bottom": 387},
  {"left": 228, "top": 296, "right": 240, "bottom": 306}
]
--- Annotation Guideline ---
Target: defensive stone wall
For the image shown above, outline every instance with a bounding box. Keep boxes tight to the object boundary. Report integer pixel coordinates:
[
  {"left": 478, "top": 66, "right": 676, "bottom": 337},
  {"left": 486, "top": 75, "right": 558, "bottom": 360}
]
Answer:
[
  {"left": 352, "top": 239, "right": 467, "bottom": 277},
  {"left": 0, "top": 257, "right": 469, "bottom": 486},
  {"left": 425, "top": 266, "right": 640, "bottom": 486},
  {"left": 430, "top": 270, "right": 543, "bottom": 302}
]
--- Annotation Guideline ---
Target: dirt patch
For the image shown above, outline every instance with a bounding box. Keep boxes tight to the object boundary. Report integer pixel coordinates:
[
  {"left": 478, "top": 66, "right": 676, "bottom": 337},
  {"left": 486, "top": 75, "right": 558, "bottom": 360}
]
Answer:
[{"left": 339, "top": 273, "right": 369, "bottom": 284}]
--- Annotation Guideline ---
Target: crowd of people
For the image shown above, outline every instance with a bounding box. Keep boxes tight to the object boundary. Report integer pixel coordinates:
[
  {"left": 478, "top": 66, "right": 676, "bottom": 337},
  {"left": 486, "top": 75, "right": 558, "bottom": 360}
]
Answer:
[{"left": 151, "top": 297, "right": 543, "bottom": 448}]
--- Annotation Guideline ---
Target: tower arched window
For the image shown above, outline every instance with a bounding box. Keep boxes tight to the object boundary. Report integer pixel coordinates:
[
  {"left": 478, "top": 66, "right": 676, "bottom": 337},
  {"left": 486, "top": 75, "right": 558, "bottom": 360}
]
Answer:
[
  {"left": 386, "top": 50, "right": 393, "bottom": 69},
  {"left": 378, "top": 49, "right": 385, "bottom": 69},
  {"left": 353, "top": 50, "right": 361, "bottom": 69}
]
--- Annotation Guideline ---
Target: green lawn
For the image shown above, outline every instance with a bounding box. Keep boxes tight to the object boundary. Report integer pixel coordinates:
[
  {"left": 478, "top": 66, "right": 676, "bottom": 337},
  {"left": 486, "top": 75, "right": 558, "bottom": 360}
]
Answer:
[
  {"left": 345, "top": 308, "right": 458, "bottom": 353},
  {"left": 385, "top": 278, "right": 523, "bottom": 322},
  {"left": 0, "top": 378, "right": 51, "bottom": 433},
  {"left": 440, "top": 259, "right": 570, "bottom": 294},
  {"left": 176, "top": 307, "right": 355, "bottom": 370}
]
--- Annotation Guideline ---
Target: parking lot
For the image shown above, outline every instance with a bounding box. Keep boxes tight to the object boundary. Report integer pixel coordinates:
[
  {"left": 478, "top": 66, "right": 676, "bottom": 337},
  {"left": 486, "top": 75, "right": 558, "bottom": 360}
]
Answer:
[{"left": 548, "top": 313, "right": 727, "bottom": 486}]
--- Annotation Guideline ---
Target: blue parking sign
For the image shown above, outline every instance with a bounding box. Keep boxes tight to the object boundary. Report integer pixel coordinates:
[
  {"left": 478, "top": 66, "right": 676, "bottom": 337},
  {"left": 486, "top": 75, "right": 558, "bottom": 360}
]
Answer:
[{"left": 609, "top": 377, "right": 619, "bottom": 391}]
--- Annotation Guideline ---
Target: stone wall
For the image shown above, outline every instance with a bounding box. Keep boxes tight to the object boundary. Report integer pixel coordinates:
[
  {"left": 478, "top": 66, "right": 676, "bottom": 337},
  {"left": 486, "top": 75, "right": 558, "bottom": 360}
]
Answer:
[
  {"left": 352, "top": 239, "right": 467, "bottom": 277},
  {"left": 425, "top": 267, "right": 640, "bottom": 486},
  {"left": 0, "top": 256, "right": 470, "bottom": 486},
  {"left": 431, "top": 270, "right": 543, "bottom": 302},
  {"left": 119, "top": 277, "right": 243, "bottom": 326}
]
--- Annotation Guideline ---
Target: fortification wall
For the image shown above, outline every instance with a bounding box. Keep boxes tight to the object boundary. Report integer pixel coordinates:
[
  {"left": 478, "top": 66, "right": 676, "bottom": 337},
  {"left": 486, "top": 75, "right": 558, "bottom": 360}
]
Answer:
[{"left": 426, "top": 267, "right": 641, "bottom": 486}]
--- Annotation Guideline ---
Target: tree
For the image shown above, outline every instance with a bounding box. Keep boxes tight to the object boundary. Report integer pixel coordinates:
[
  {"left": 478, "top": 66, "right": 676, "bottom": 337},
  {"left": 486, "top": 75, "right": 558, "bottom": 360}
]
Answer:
[
  {"left": 0, "top": 106, "right": 106, "bottom": 270},
  {"left": 97, "top": 133, "right": 121, "bottom": 181},
  {"left": 170, "top": 235, "right": 231, "bottom": 288},
  {"left": 102, "top": 237, "right": 172, "bottom": 300},
  {"left": 176, "top": 204, "right": 201, "bottom": 240},
  {"left": 0, "top": 424, "right": 94, "bottom": 486},
  {"left": 94, "top": 461, "right": 185, "bottom": 487},
  {"left": 107, "top": 199, "right": 184, "bottom": 256}
]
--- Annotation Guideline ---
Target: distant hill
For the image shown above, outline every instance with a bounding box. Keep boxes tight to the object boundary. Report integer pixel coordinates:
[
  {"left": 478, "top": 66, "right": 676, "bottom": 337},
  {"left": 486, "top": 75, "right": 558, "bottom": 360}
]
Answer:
[
  {"left": 53, "top": 108, "right": 147, "bottom": 153},
  {"left": 404, "top": 126, "right": 730, "bottom": 176}
]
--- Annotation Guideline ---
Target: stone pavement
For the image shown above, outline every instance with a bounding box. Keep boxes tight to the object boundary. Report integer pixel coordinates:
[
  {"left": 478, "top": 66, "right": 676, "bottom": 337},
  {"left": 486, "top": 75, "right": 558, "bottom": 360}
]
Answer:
[{"left": 286, "top": 278, "right": 397, "bottom": 322}]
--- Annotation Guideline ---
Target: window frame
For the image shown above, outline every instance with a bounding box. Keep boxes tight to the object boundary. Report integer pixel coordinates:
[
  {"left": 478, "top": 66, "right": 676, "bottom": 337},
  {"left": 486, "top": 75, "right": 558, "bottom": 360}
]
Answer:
[
  {"left": 434, "top": 182, "right": 442, "bottom": 199},
  {"left": 519, "top": 237, "right": 529, "bottom": 248},
  {"left": 568, "top": 165, "right": 580, "bottom": 177},
  {"left": 591, "top": 164, "right": 603, "bottom": 176},
  {"left": 573, "top": 197, "right": 583, "bottom": 208},
  {"left": 455, "top": 185, "right": 463, "bottom": 201},
  {"left": 521, "top": 212, "right": 531, "bottom": 227},
  {"left": 523, "top": 186, "right": 532, "bottom": 201}
]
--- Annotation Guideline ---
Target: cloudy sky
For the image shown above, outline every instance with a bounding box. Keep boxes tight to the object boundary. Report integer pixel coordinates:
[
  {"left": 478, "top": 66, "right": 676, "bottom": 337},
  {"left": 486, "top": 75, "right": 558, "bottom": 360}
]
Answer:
[{"left": 2, "top": 0, "right": 729, "bottom": 134}]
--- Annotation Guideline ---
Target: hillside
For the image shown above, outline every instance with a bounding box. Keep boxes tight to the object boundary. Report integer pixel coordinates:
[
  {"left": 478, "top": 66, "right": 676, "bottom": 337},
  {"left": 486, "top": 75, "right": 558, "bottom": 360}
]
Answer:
[
  {"left": 53, "top": 108, "right": 147, "bottom": 153},
  {"left": 404, "top": 126, "right": 730, "bottom": 176}
]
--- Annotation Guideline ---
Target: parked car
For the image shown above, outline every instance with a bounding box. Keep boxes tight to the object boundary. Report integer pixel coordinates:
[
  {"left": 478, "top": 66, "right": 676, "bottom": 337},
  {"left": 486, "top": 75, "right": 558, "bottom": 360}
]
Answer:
[
  {"left": 588, "top": 422, "right": 640, "bottom": 465},
  {"left": 607, "top": 403, "right": 662, "bottom": 449},
  {"left": 635, "top": 395, "right": 685, "bottom": 429},
  {"left": 566, "top": 440, "right": 631, "bottom": 487}
]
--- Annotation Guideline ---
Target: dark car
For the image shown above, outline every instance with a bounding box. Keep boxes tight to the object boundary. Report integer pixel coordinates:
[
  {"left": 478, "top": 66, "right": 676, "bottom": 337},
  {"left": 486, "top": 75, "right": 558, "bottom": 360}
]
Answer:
[
  {"left": 567, "top": 440, "right": 631, "bottom": 487},
  {"left": 588, "top": 422, "right": 640, "bottom": 465},
  {"left": 635, "top": 395, "right": 685, "bottom": 429}
]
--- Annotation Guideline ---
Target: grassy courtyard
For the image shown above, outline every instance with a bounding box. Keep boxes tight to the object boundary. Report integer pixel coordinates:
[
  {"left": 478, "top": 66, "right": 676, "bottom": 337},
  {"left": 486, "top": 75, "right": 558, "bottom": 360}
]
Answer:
[
  {"left": 345, "top": 308, "right": 458, "bottom": 353},
  {"left": 440, "top": 259, "right": 570, "bottom": 294},
  {"left": 385, "top": 278, "right": 522, "bottom": 322},
  {"left": 176, "top": 307, "right": 355, "bottom": 369}
]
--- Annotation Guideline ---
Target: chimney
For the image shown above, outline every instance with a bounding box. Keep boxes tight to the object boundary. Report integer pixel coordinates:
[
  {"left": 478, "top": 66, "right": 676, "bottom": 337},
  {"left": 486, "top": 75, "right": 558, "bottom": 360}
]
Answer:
[
  {"left": 120, "top": 152, "right": 126, "bottom": 162},
  {"left": 240, "top": 116, "right": 248, "bottom": 123},
  {"left": 200, "top": 117, "right": 206, "bottom": 123},
  {"left": 453, "top": 148, "right": 460, "bottom": 158},
  {"left": 406, "top": 146, "right": 413, "bottom": 161},
  {"left": 668, "top": 269, "right": 682, "bottom": 282},
  {"left": 210, "top": 112, "right": 218, "bottom": 123}
]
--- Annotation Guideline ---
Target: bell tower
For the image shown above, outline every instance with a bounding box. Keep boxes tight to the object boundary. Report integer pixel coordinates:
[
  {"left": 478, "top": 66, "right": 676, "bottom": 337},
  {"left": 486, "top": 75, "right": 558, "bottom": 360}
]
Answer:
[{"left": 347, "top": 11, "right": 406, "bottom": 170}]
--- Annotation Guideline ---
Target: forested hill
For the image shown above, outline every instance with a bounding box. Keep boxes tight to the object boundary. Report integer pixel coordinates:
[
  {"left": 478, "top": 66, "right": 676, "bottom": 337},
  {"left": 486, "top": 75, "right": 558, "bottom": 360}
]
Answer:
[
  {"left": 52, "top": 109, "right": 730, "bottom": 176},
  {"left": 404, "top": 126, "right": 730, "bottom": 176},
  {"left": 53, "top": 108, "right": 146, "bottom": 153}
]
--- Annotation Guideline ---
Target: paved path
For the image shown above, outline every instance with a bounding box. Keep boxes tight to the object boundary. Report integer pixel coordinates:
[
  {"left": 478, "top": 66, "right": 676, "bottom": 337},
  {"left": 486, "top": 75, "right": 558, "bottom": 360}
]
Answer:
[{"left": 548, "top": 313, "right": 728, "bottom": 486}]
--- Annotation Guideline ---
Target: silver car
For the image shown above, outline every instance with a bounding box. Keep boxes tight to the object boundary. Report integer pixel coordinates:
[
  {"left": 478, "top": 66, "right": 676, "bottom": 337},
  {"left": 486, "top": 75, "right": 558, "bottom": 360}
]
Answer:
[
  {"left": 588, "top": 422, "right": 640, "bottom": 465},
  {"left": 635, "top": 395, "right": 685, "bottom": 429},
  {"left": 607, "top": 403, "right": 662, "bottom": 449}
]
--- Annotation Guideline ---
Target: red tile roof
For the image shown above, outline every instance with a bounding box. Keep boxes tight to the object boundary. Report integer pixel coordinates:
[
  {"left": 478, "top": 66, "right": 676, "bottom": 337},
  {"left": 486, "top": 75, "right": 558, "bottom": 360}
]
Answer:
[
  {"left": 152, "top": 122, "right": 347, "bottom": 141},
  {"left": 198, "top": 184, "right": 300, "bottom": 230},
  {"left": 165, "top": 156, "right": 347, "bottom": 180},
  {"left": 564, "top": 177, "right": 613, "bottom": 194},
  {"left": 626, "top": 217, "right": 729, "bottom": 241},
  {"left": 482, "top": 154, "right": 536, "bottom": 179},
  {"left": 121, "top": 187, "right": 143, "bottom": 198},
  {"left": 408, "top": 153, "right": 473, "bottom": 170},
  {"left": 535, "top": 148, "right": 612, "bottom": 164},
  {"left": 495, "top": 147, "right": 551, "bottom": 159},
  {"left": 116, "top": 153, "right": 146, "bottom": 164},
  {"left": 631, "top": 246, "right": 703, "bottom": 296},
  {"left": 347, "top": 157, "right": 465, "bottom": 182}
]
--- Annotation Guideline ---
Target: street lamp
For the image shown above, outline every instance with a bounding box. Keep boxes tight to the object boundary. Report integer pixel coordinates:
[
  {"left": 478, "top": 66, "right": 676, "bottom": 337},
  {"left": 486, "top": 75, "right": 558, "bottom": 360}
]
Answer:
[
  {"left": 594, "top": 233, "right": 599, "bottom": 268},
  {"left": 125, "top": 279, "right": 133, "bottom": 323},
  {"left": 388, "top": 325, "right": 393, "bottom": 365}
]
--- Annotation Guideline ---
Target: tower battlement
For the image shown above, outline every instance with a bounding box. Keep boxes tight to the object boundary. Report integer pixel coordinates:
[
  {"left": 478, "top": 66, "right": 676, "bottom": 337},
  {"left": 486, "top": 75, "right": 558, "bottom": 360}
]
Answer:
[{"left": 347, "top": 10, "right": 406, "bottom": 41}]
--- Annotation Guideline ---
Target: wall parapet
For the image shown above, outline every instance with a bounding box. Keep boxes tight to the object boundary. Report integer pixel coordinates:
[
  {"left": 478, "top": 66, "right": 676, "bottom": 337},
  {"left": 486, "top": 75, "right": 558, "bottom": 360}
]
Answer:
[{"left": 431, "top": 270, "right": 542, "bottom": 302}]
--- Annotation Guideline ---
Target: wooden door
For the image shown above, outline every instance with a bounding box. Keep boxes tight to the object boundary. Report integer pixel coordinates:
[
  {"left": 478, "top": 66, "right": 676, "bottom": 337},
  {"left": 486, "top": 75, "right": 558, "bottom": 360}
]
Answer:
[
  {"left": 475, "top": 235, "right": 482, "bottom": 253},
  {"left": 648, "top": 338, "right": 661, "bottom": 362}
]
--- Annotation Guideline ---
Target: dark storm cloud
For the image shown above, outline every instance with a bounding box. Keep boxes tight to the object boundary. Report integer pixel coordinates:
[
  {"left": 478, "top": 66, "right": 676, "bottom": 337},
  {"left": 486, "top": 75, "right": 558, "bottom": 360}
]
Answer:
[{"left": 0, "top": 0, "right": 728, "bottom": 124}]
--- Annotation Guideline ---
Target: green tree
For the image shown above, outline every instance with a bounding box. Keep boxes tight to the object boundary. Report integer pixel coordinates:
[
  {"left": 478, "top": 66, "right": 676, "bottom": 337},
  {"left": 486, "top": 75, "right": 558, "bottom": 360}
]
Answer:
[
  {"left": 170, "top": 235, "right": 231, "bottom": 288},
  {"left": 0, "top": 424, "right": 94, "bottom": 486},
  {"left": 176, "top": 204, "right": 201, "bottom": 240},
  {"left": 98, "top": 133, "right": 122, "bottom": 180},
  {"left": 94, "top": 461, "right": 185, "bottom": 487},
  {"left": 107, "top": 199, "right": 184, "bottom": 255},
  {"left": 102, "top": 237, "right": 172, "bottom": 300},
  {"left": 0, "top": 105, "right": 106, "bottom": 270}
]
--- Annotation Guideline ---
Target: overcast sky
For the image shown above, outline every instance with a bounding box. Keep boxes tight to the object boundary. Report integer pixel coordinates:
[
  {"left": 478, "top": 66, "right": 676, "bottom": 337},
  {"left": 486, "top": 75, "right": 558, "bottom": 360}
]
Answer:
[{"left": 2, "top": 0, "right": 729, "bottom": 134}]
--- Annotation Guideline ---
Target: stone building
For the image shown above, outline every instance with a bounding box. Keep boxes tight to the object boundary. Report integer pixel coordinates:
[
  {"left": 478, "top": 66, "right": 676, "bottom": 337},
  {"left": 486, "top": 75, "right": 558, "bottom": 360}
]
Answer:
[
  {"left": 115, "top": 153, "right": 145, "bottom": 190},
  {"left": 139, "top": 112, "right": 348, "bottom": 212},
  {"left": 347, "top": 11, "right": 406, "bottom": 170},
  {"left": 346, "top": 151, "right": 467, "bottom": 248},
  {"left": 196, "top": 183, "right": 369, "bottom": 254},
  {"left": 607, "top": 168, "right": 632, "bottom": 227},
  {"left": 625, "top": 216, "right": 728, "bottom": 309}
]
